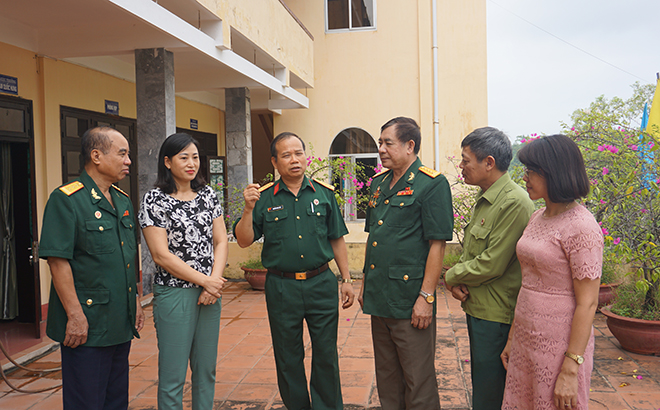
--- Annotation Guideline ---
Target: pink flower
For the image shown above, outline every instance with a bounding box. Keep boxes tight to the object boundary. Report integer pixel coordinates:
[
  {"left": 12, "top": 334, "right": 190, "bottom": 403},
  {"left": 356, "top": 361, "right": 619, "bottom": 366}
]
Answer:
[
  {"left": 521, "top": 139, "right": 527, "bottom": 143},
  {"left": 602, "top": 228, "right": 609, "bottom": 235},
  {"left": 600, "top": 199, "right": 606, "bottom": 204},
  {"left": 642, "top": 209, "right": 648, "bottom": 213},
  {"left": 630, "top": 145, "right": 638, "bottom": 151},
  {"left": 602, "top": 167, "right": 609, "bottom": 176},
  {"left": 613, "top": 237, "right": 621, "bottom": 245},
  {"left": 597, "top": 145, "right": 605, "bottom": 152},
  {"left": 347, "top": 197, "right": 353, "bottom": 205},
  {"left": 609, "top": 146, "right": 619, "bottom": 154}
]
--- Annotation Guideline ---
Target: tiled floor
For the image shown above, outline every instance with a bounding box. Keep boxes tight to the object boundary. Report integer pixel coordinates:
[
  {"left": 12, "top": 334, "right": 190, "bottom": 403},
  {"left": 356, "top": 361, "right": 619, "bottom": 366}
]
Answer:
[{"left": 1, "top": 280, "right": 659, "bottom": 409}]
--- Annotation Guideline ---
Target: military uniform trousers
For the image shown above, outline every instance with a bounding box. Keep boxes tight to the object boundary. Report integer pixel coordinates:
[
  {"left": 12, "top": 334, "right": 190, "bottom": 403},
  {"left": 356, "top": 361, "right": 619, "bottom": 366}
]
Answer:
[
  {"left": 371, "top": 315, "right": 440, "bottom": 410},
  {"left": 265, "top": 268, "right": 342, "bottom": 410},
  {"left": 153, "top": 284, "right": 222, "bottom": 410},
  {"left": 466, "top": 314, "right": 511, "bottom": 410}
]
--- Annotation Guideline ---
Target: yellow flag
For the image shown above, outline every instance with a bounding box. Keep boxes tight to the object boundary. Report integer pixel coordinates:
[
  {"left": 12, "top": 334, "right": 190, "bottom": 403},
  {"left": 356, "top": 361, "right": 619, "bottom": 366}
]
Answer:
[{"left": 647, "top": 76, "right": 660, "bottom": 141}]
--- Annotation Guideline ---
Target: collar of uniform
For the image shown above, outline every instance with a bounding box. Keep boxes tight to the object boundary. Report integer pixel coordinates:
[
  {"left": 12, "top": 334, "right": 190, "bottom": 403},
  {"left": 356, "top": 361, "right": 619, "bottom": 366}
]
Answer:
[
  {"left": 381, "top": 157, "right": 421, "bottom": 196},
  {"left": 273, "top": 175, "right": 314, "bottom": 196},
  {"left": 477, "top": 172, "right": 512, "bottom": 205},
  {"left": 80, "top": 169, "right": 117, "bottom": 214}
]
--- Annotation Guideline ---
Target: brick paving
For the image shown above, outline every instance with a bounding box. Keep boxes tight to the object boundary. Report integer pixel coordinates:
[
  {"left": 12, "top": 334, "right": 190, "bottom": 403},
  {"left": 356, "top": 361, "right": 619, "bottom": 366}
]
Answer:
[{"left": 1, "top": 280, "right": 659, "bottom": 409}]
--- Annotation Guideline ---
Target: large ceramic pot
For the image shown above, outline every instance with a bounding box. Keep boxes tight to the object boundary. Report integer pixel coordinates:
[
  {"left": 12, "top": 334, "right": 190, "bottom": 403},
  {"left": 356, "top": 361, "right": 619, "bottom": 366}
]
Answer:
[
  {"left": 601, "top": 306, "right": 660, "bottom": 355},
  {"left": 598, "top": 282, "right": 621, "bottom": 308},
  {"left": 241, "top": 267, "right": 267, "bottom": 291}
]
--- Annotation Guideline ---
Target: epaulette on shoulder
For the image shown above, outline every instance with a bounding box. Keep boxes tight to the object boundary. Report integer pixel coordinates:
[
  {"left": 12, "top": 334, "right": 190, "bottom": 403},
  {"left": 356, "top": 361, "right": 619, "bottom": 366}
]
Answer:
[
  {"left": 112, "top": 184, "right": 130, "bottom": 197},
  {"left": 418, "top": 166, "right": 441, "bottom": 178},
  {"left": 312, "top": 178, "right": 335, "bottom": 191},
  {"left": 59, "top": 181, "right": 84, "bottom": 196},
  {"left": 258, "top": 182, "right": 274, "bottom": 193},
  {"left": 373, "top": 169, "right": 389, "bottom": 179}
]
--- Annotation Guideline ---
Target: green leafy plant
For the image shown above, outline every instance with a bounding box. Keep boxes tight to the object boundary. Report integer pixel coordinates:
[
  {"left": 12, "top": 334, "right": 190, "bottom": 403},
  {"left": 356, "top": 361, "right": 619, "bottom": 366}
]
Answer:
[
  {"left": 306, "top": 145, "right": 378, "bottom": 221},
  {"left": 561, "top": 82, "right": 660, "bottom": 319},
  {"left": 239, "top": 258, "right": 265, "bottom": 270}
]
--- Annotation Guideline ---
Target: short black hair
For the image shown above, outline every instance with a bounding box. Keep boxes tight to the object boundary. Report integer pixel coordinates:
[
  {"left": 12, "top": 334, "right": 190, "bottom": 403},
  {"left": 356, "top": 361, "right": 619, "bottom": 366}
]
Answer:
[
  {"left": 155, "top": 133, "right": 206, "bottom": 194},
  {"left": 270, "top": 132, "right": 306, "bottom": 159},
  {"left": 381, "top": 117, "right": 421, "bottom": 154},
  {"left": 461, "top": 127, "right": 512, "bottom": 172},
  {"left": 517, "top": 134, "right": 590, "bottom": 203},
  {"left": 81, "top": 126, "right": 116, "bottom": 164}
]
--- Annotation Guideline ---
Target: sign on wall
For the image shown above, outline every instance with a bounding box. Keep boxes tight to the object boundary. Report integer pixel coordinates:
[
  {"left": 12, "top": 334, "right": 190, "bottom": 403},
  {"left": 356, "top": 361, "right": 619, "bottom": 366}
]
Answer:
[
  {"left": 105, "top": 100, "right": 119, "bottom": 115},
  {"left": 0, "top": 74, "right": 18, "bottom": 95},
  {"left": 190, "top": 119, "right": 198, "bottom": 130}
]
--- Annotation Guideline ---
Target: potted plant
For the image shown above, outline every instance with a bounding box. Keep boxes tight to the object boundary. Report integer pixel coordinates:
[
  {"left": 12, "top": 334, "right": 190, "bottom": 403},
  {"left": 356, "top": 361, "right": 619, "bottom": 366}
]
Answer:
[
  {"left": 598, "top": 256, "right": 623, "bottom": 308},
  {"left": 240, "top": 258, "right": 267, "bottom": 291},
  {"left": 564, "top": 82, "right": 660, "bottom": 355}
]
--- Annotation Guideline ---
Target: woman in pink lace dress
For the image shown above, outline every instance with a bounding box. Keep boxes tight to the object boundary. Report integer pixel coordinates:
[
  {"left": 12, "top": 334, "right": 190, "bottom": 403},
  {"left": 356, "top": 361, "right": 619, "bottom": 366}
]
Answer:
[{"left": 501, "top": 135, "right": 602, "bottom": 410}]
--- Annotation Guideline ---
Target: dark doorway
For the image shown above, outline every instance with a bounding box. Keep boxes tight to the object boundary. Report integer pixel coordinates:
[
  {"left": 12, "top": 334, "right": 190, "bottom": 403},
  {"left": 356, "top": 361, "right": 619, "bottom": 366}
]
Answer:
[
  {"left": 0, "top": 94, "right": 41, "bottom": 349},
  {"left": 60, "top": 106, "right": 138, "bottom": 212}
]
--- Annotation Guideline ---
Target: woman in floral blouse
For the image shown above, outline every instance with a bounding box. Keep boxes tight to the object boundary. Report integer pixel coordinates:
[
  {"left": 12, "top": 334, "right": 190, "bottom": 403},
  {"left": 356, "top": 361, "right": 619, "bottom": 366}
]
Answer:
[{"left": 139, "top": 133, "right": 228, "bottom": 410}]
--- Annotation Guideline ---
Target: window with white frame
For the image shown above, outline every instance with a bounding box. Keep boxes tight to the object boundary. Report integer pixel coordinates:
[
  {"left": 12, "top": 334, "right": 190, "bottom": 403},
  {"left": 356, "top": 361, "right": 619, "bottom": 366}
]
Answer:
[
  {"left": 329, "top": 128, "right": 379, "bottom": 221},
  {"left": 326, "top": 0, "right": 376, "bottom": 31}
]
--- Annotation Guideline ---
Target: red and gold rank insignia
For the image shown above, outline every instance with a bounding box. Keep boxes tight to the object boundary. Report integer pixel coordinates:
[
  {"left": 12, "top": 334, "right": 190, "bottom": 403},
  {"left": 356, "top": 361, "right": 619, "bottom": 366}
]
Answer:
[{"left": 397, "top": 187, "right": 413, "bottom": 196}]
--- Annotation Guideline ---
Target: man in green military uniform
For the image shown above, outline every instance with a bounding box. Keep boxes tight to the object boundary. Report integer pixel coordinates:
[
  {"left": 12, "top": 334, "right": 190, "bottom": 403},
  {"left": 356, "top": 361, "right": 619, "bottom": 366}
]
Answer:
[
  {"left": 444, "top": 127, "right": 534, "bottom": 410},
  {"left": 39, "top": 126, "right": 144, "bottom": 410},
  {"left": 359, "top": 117, "right": 453, "bottom": 410},
  {"left": 234, "top": 132, "right": 354, "bottom": 410}
]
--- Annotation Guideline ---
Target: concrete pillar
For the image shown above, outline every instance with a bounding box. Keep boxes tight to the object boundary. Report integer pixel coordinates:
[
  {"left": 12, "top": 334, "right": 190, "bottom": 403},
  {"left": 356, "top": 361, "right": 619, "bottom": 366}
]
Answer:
[
  {"left": 225, "top": 87, "right": 253, "bottom": 192},
  {"left": 135, "top": 48, "right": 175, "bottom": 295}
]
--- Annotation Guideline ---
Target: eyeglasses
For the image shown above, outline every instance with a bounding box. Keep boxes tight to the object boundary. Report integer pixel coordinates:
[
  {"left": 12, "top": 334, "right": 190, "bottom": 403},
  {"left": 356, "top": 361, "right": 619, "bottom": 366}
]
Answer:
[{"left": 523, "top": 167, "right": 543, "bottom": 178}]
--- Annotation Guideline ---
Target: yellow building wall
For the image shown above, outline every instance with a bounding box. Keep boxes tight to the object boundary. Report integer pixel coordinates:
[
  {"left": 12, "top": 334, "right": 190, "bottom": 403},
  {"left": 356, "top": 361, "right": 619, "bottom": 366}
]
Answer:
[
  {"left": 279, "top": 0, "right": 487, "bottom": 174},
  {"left": 2, "top": 42, "right": 227, "bottom": 304},
  {"left": 200, "top": 0, "right": 314, "bottom": 87}
]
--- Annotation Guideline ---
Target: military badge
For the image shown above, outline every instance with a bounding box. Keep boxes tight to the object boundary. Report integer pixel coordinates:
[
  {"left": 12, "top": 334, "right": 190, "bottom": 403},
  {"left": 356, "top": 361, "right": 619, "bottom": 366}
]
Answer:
[
  {"left": 95, "top": 211, "right": 102, "bottom": 219},
  {"left": 397, "top": 187, "right": 413, "bottom": 196},
  {"left": 368, "top": 186, "right": 381, "bottom": 208},
  {"left": 313, "top": 199, "right": 319, "bottom": 205},
  {"left": 123, "top": 210, "right": 130, "bottom": 217},
  {"left": 268, "top": 205, "right": 284, "bottom": 212},
  {"left": 408, "top": 172, "right": 415, "bottom": 181},
  {"left": 90, "top": 188, "right": 101, "bottom": 200}
]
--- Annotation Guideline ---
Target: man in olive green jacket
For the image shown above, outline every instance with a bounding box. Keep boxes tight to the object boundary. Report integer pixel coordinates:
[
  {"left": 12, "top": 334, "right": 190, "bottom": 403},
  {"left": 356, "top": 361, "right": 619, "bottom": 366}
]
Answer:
[{"left": 445, "top": 127, "right": 535, "bottom": 410}]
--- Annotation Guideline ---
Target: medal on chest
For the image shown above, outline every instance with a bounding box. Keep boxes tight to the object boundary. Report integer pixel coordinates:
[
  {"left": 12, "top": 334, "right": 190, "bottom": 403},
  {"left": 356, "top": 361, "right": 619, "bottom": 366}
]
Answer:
[{"left": 368, "top": 186, "right": 381, "bottom": 208}]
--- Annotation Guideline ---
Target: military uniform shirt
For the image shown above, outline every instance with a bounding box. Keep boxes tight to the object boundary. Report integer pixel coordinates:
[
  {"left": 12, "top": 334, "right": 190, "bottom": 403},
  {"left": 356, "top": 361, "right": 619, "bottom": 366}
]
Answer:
[
  {"left": 39, "top": 170, "right": 139, "bottom": 347},
  {"left": 362, "top": 158, "right": 453, "bottom": 319},
  {"left": 235, "top": 176, "right": 348, "bottom": 272}
]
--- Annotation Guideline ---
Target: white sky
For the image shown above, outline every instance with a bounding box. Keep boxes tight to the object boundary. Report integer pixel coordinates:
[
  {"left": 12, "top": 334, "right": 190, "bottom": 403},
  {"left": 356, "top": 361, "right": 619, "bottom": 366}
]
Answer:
[{"left": 487, "top": 0, "right": 660, "bottom": 140}]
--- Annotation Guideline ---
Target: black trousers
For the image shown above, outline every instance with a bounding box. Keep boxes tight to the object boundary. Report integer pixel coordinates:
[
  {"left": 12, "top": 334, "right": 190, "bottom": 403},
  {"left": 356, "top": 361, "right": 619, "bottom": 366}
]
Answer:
[{"left": 61, "top": 341, "right": 131, "bottom": 410}]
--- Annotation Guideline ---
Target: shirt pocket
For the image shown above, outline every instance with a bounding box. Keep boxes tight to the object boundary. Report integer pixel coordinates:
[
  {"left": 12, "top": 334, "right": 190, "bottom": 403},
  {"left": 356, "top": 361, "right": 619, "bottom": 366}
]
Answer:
[
  {"left": 77, "top": 288, "right": 110, "bottom": 335},
  {"left": 467, "top": 224, "right": 490, "bottom": 256},
  {"left": 84, "top": 219, "right": 117, "bottom": 254},
  {"left": 386, "top": 197, "right": 416, "bottom": 227},
  {"left": 264, "top": 209, "right": 289, "bottom": 241},
  {"left": 387, "top": 265, "right": 425, "bottom": 309},
  {"left": 307, "top": 203, "right": 328, "bottom": 236},
  {"left": 121, "top": 216, "right": 136, "bottom": 249}
]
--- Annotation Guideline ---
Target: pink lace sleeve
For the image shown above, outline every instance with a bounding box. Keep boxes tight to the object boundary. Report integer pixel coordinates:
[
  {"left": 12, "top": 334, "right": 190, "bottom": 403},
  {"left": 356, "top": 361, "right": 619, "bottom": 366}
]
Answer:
[{"left": 563, "top": 214, "right": 603, "bottom": 281}]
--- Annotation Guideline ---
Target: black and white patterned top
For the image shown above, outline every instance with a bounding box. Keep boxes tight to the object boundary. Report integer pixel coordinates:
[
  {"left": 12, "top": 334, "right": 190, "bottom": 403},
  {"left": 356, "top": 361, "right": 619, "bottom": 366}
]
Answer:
[{"left": 138, "top": 185, "right": 223, "bottom": 288}]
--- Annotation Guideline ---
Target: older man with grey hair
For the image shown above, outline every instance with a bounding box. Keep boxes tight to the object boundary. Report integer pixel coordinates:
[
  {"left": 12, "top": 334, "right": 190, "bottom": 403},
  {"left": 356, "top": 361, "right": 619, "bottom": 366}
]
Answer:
[{"left": 444, "top": 127, "right": 535, "bottom": 410}]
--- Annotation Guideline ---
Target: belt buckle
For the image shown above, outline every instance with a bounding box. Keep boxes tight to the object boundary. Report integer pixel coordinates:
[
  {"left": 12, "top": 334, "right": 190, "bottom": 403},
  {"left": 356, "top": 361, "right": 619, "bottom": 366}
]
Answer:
[{"left": 295, "top": 272, "right": 307, "bottom": 280}]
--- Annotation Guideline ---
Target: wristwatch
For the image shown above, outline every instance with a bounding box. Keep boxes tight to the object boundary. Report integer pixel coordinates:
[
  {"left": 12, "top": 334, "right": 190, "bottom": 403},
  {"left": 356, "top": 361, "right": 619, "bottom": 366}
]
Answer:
[
  {"left": 419, "top": 290, "right": 435, "bottom": 304},
  {"left": 342, "top": 278, "right": 353, "bottom": 284},
  {"left": 564, "top": 351, "right": 584, "bottom": 365}
]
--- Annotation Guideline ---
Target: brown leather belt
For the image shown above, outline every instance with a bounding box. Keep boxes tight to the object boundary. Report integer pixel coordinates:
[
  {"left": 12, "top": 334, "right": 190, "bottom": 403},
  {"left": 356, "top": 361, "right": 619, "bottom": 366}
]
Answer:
[{"left": 268, "top": 263, "right": 329, "bottom": 280}]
